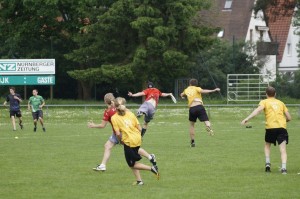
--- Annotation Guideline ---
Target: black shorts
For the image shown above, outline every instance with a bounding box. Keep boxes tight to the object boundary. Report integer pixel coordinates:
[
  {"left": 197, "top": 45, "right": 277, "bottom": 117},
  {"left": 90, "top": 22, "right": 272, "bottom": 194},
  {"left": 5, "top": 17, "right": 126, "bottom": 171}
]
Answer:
[
  {"left": 10, "top": 110, "right": 22, "bottom": 118},
  {"left": 189, "top": 105, "right": 209, "bottom": 122},
  {"left": 124, "top": 144, "right": 141, "bottom": 167},
  {"left": 265, "top": 128, "right": 289, "bottom": 146},
  {"left": 32, "top": 110, "right": 43, "bottom": 120}
]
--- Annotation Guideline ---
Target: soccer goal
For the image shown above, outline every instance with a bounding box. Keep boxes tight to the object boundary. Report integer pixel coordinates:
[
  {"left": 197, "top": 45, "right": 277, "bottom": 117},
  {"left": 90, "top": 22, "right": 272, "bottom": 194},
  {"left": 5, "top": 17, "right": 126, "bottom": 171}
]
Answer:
[{"left": 227, "top": 74, "right": 269, "bottom": 103}]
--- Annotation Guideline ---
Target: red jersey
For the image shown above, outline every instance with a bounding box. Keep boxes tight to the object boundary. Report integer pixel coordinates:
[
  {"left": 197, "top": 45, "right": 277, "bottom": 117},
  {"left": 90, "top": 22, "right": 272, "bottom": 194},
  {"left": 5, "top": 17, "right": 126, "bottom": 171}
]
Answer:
[
  {"left": 143, "top": 88, "right": 162, "bottom": 106},
  {"left": 102, "top": 107, "right": 117, "bottom": 133}
]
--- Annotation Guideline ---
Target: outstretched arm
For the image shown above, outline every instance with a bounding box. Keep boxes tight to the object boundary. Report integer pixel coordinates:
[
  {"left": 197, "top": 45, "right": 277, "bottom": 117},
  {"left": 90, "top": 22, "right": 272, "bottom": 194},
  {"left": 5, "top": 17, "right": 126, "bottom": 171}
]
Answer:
[
  {"left": 88, "top": 120, "right": 108, "bottom": 128},
  {"left": 241, "top": 106, "right": 264, "bottom": 125},
  {"left": 128, "top": 91, "right": 145, "bottom": 97},
  {"left": 201, "top": 88, "right": 220, "bottom": 94},
  {"left": 161, "top": 93, "right": 172, "bottom": 97}
]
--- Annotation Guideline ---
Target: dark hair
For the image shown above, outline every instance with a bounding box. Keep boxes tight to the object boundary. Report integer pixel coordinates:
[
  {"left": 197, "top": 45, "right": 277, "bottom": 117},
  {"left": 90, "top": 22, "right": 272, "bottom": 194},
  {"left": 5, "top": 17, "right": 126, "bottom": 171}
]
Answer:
[
  {"left": 147, "top": 82, "right": 154, "bottom": 88},
  {"left": 266, "top": 86, "right": 276, "bottom": 97},
  {"left": 9, "top": 87, "right": 15, "bottom": 91},
  {"left": 189, "top": 79, "right": 198, "bottom": 86}
]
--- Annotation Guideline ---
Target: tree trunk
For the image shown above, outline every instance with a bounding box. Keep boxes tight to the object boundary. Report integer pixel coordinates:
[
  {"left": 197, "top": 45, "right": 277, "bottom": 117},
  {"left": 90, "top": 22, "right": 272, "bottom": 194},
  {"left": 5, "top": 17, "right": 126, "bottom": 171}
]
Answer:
[{"left": 79, "top": 80, "right": 93, "bottom": 100}]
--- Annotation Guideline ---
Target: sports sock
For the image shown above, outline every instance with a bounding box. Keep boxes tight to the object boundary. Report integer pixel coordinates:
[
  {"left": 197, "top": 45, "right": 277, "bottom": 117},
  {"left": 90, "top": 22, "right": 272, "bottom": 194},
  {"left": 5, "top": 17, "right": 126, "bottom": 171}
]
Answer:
[
  {"left": 141, "top": 128, "right": 146, "bottom": 137},
  {"left": 191, "top": 139, "right": 195, "bottom": 144},
  {"left": 265, "top": 157, "right": 270, "bottom": 164},
  {"left": 282, "top": 163, "right": 286, "bottom": 170}
]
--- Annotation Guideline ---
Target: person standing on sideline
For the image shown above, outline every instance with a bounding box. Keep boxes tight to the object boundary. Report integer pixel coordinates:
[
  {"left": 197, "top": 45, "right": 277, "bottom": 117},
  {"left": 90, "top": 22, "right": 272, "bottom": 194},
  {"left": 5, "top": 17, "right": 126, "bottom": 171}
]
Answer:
[
  {"left": 88, "top": 93, "right": 156, "bottom": 172},
  {"left": 28, "top": 89, "right": 46, "bottom": 132},
  {"left": 128, "top": 82, "right": 173, "bottom": 137},
  {"left": 3, "top": 87, "right": 23, "bottom": 131},
  {"left": 241, "top": 86, "right": 291, "bottom": 174},
  {"left": 180, "top": 78, "right": 220, "bottom": 147},
  {"left": 111, "top": 97, "right": 159, "bottom": 185}
]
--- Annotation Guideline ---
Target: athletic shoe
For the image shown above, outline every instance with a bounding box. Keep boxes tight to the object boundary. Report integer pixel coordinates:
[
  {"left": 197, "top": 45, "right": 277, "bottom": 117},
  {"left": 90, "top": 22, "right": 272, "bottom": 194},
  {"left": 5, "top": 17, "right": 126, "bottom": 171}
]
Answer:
[
  {"left": 93, "top": 164, "right": 106, "bottom": 171},
  {"left": 265, "top": 163, "right": 271, "bottom": 172},
  {"left": 151, "top": 165, "right": 160, "bottom": 180},
  {"left": 206, "top": 126, "right": 214, "bottom": 136},
  {"left": 150, "top": 154, "right": 156, "bottom": 166},
  {"left": 137, "top": 111, "right": 144, "bottom": 118},
  {"left": 43, "top": 127, "right": 46, "bottom": 132},
  {"left": 132, "top": 181, "right": 144, "bottom": 186},
  {"left": 191, "top": 141, "right": 195, "bottom": 147},
  {"left": 34, "top": 127, "right": 37, "bottom": 132},
  {"left": 281, "top": 168, "right": 287, "bottom": 175}
]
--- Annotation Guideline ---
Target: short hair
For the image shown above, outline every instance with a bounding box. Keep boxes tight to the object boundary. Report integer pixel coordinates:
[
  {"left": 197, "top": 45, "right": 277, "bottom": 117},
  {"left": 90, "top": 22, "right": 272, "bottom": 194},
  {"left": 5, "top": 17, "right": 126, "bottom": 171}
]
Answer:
[
  {"left": 147, "top": 82, "right": 154, "bottom": 88},
  {"left": 266, "top": 86, "right": 276, "bottom": 97},
  {"left": 104, "top": 93, "right": 115, "bottom": 105},
  {"left": 189, "top": 79, "right": 198, "bottom": 86},
  {"left": 9, "top": 87, "right": 15, "bottom": 91}
]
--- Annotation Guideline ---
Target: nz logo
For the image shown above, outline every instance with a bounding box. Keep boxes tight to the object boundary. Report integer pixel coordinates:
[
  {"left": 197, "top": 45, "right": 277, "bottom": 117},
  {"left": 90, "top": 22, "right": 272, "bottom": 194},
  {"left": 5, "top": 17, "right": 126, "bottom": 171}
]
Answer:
[{"left": 0, "top": 63, "right": 16, "bottom": 71}]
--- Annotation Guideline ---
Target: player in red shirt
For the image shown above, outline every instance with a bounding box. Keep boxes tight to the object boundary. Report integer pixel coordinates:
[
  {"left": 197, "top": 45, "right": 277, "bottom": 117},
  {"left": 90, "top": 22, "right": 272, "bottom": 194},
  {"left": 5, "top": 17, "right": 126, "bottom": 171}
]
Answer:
[
  {"left": 128, "top": 82, "right": 173, "bottom": 137},
  {"left": 88, "top": 93, "right": 156, "bottom": 171}
]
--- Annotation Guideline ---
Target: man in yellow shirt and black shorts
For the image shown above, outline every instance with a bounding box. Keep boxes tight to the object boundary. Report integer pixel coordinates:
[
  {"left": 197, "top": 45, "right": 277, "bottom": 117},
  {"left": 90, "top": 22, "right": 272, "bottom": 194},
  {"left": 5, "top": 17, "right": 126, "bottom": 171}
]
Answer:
[
  {"left": 180, "top": 78, "right": 220, "bottom": 147},
  {"left": 241, "top": 86, "right": 291, "bottom": 174}
]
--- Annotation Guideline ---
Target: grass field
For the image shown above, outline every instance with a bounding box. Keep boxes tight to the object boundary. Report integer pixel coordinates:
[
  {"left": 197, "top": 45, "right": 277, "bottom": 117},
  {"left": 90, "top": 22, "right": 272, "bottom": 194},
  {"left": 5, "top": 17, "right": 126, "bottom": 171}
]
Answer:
[{"left": 1, "top": 105, "right": 300, "bottom": 199}]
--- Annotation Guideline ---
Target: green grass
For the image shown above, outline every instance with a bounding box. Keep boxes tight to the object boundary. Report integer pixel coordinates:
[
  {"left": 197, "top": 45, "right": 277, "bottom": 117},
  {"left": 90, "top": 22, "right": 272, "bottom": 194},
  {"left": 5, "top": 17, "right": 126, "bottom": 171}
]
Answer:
[{"left": 0, "top": 106, "right": 300, "bottom": 199}]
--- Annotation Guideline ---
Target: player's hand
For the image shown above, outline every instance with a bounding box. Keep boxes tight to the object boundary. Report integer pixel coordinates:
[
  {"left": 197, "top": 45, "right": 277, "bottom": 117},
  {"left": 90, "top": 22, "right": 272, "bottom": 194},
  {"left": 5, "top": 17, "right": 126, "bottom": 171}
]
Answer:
[
  {"left": 87, "top": 121, "right": 95, "bottom": 128},
  {"left": 215, "top": 88, "right": 221, "bottom": 92},
  {"left": 128, "top": 92, "right": 132, "bottom": 97},
  {"left": 39, "top": 105, "right": 43, "bottom": 109},
  {"left": 241, "top": 119, "right": 248, "bottom": 125}
]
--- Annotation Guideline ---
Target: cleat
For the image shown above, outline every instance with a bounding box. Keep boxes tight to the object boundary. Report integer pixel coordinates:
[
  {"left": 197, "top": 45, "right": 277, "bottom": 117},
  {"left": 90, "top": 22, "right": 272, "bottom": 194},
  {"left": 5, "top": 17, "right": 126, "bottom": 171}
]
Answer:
[
  {"left": 43, "top": 127, "right": 46, "bottom": 132},
  {"left": 191, "top": 141, "right": 195, "bottom": 147},
  {"left": 150, "top": 154, "right": 156, "bottom": 166},
  {"left": 151, "top": 165, "right": 160, "bottom": 180},
  {"left": 132, "top": 181, "right": 144, "bottom": 186},
  {"left": 265, "top": 163, "right": 271, "bottom": 172},
  {"left": 281, "top": 168, "right": 287, "bottom": 175},
  {"left": 34, "top": 127, "right": 37, "bottom": 132},
  {"left": 93, "top": 164, "right": 106, "bottom": 171},
  {"left": 206, "top": 126, "right": 214, "bottom": 136},
  {"left": 19, "top": 123, "right": 23, "bottom": 129}
]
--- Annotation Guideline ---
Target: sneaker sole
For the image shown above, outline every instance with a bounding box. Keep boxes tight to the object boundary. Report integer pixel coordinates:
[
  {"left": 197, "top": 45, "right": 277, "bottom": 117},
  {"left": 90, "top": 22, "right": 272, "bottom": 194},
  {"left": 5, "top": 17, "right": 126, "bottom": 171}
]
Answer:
[{"left": 93, "top": 168, "right": 106, "bottom": 171}]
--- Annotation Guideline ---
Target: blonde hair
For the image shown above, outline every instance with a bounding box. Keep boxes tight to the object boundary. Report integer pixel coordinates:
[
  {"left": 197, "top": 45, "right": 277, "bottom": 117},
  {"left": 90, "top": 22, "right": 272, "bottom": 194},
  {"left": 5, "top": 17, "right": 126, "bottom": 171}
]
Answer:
[
  {"left": 104, "top": 93, "right": 115, "bottom": 105},
  {"left": 114, "top": 97, "right": 126, "bottom": 116}
]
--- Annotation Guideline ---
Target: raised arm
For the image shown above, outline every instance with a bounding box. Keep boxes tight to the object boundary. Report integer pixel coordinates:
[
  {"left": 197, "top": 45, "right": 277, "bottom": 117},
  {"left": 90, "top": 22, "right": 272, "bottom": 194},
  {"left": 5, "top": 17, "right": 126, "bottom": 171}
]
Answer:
[
  {"left": 128, "top": 91, "right": 145, "bottom": 97},
  {"left": 161, "top": 93, "right": 172, "bottom": 97},
  {"left": 201, "top": 88, "right": 220, "bottom": 94}
]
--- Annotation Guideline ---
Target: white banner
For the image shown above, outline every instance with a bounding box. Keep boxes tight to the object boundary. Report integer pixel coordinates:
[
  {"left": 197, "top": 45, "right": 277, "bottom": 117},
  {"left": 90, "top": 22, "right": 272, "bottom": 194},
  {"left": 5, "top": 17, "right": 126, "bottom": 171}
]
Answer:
[{"left": 0, "top": 59, "right": 55, "bottom": 75}]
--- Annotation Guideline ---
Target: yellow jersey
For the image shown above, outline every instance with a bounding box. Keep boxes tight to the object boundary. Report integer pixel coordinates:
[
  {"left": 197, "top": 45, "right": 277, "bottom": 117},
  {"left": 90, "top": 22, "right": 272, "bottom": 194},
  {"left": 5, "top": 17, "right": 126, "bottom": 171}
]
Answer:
[
  {"left": 259, "top": 98, "right": 288, "bottom": 129},
  {"left": 183, "top": 86, "right": 203, "bottom": 107},
  {"left": 111, "top": 111, "right": 141, "bottom": 147}
]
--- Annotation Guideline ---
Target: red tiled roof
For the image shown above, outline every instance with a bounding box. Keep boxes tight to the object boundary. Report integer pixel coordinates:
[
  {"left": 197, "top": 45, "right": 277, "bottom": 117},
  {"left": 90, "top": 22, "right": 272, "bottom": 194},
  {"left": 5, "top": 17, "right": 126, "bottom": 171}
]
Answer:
[{"left": 265, "top": 0, "right": 295, "bottom": 62}]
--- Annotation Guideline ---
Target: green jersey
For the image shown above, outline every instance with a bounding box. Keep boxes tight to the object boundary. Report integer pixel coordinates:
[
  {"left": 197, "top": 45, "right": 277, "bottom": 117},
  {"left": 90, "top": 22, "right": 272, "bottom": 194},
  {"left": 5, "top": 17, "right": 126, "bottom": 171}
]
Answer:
[{"left": 29, "top": 95, "right": 44, "bottom": 112}]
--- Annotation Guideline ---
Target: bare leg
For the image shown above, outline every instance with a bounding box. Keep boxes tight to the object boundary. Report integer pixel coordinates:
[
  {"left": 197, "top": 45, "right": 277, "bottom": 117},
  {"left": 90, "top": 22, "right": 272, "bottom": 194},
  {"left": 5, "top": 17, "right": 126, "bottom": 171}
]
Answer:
[
  {"left": 11, "top": 116, "right": 16, "bottom": 130},
  {"left": 189, "top": 121, "right": 195, "bottom": 141},
  {"left": 264, "top": 142, "right": 271, "bottom": 160},
  {"left": 279, "top": 141, "right": 287, "bottom": 167},
  {"left": 131, "top": 168, "right": 142, "bottom": 182},
  {"left": 101, "top": 140, "right": 116, "bottom": 165},
  {"left": 39, "top": 117, "right": 44, "bottom": 127}
]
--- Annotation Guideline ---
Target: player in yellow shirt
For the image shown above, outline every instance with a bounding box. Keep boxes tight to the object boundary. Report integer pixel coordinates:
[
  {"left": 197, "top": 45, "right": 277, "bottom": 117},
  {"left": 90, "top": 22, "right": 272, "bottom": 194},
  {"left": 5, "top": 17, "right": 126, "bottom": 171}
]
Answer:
[
  {"left": 241, "top": 86, "right": 291, "bottom": 174},
  {"left": 111, "top": 97, "right": 159, "bottom": 185},
  {"left": 180, "top": 78, "right": 220, "bottom": 147}
]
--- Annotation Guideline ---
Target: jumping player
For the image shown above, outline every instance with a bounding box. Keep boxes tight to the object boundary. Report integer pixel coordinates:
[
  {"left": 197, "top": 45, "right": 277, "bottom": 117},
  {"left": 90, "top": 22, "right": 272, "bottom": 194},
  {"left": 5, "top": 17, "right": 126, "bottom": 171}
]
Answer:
[
  {"left": 180, "top": 78, "right": 220, "bottom": 147},
  {"left": 128, "top": 82, "right": 173, "bottom": 137}
]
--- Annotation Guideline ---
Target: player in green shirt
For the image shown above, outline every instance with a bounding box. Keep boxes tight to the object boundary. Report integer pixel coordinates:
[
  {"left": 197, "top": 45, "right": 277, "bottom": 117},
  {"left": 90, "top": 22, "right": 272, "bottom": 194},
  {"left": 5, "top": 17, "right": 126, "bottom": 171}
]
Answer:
[{"left": 28, "top": 89, "right": 46, "bottom": 132}]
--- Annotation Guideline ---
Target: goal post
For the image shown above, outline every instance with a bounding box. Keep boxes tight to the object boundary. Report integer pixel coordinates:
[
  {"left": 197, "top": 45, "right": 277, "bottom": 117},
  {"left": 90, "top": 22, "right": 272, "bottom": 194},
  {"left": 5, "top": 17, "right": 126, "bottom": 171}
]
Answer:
[{"left": 227, "top": 74, "right": 269, "bottom": 103}]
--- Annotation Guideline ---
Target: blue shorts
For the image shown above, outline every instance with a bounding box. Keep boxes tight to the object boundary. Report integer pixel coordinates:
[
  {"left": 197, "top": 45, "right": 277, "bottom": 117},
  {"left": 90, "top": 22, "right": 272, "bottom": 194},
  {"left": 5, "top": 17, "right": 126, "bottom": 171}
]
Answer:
[
  {"left": 138, "top": 101, "right": 156, "bottom": 123},
  {"left": 109, "top": 133, "right": 120, "bottom": 144}
]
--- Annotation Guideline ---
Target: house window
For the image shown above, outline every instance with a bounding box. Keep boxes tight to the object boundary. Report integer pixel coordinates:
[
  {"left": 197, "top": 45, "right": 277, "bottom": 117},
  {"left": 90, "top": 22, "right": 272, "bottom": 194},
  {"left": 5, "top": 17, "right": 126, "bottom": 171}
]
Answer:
[
  {"left": 287, "top": 43, "right": 291, "bottom": 56},
  {"left": 224, "top": 0, "right": 233, "bottom": 10}
]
